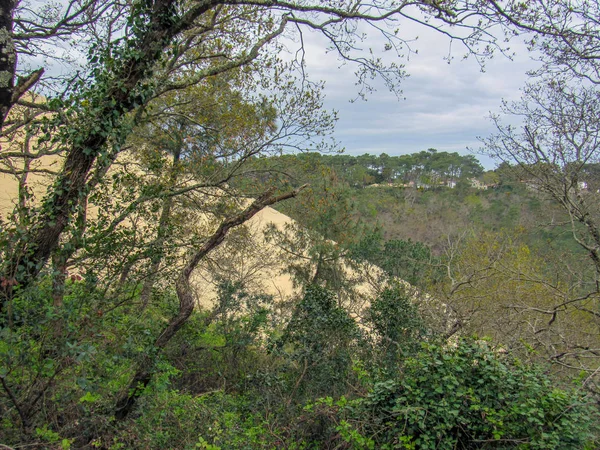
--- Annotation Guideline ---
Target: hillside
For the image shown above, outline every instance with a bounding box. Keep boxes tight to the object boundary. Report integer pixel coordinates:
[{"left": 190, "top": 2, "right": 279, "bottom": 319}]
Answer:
[
  {"left": 2, "top": 1, "right": 600, "bottom": 445},
  {"left": 242, "top": 152, "right": 588, "bottom": 261}
]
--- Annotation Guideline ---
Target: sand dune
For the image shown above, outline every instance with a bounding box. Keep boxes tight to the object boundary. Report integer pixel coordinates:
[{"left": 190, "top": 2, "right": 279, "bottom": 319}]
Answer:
[{"left": 0, "top": 142, "right": 380, "bottom": 310}]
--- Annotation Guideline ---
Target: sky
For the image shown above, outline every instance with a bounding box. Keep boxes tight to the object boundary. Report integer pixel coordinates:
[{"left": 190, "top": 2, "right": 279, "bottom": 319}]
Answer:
[
  {"left": 26, "top": 2, "right": 539, "bottom": 171},
  {"left": 294, "top": 19, "right": 540, "bottom": 170}
]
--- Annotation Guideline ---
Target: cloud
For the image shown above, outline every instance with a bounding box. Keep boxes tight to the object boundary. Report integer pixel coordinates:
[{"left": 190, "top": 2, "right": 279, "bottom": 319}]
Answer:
[{"left": 292, "top": 18, "right": 540, "bottom": 169}]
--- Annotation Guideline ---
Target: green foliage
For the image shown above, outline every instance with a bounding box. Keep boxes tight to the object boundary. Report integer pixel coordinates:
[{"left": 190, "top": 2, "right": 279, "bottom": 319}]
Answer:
[
  {"left": 115, "top": 390, "right": 282, "bottom": 450},
  {"left": 1, "top": 274, "right": 597, "bottom": 449},
  {"left": 380, "top": 240, "right": 432, "bottom": 283},
  {"left": 364, "top": 285, "right": 427, "bottom": 372},
  {"left": 0, "top": 277, "right": 179, "bottom": 444},
  {"left": 167, "top": 282, "right": 274, "bottom": 394},
  {"left": 265, "top": 170, "right": 375, "bottom": 304},
  {"left": 35, "top": 425, "right": 73, "bottom": 449},
  {"left": 4, "top": 0, "right": 600, "bottom": 447},
  {"left": 336, "top": 338, "right": 597, "bottom": 449},
  {"left": 274, "top": 285, "right": 361, "bottom": 400},
  {"left": 381, "top": 239, "right": 439, "bottom": 289},
  {"left": 349, "top": 229, "right": 442, "bottom": 290},
  {"left": 310, "top": 149, "right": 484, "bottom": 187}
]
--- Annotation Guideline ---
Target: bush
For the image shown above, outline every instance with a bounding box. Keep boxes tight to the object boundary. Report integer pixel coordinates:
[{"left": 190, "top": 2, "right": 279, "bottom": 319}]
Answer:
[
  {"left": 113, "top": 390, "right": 282, "bottom": 450},
  {"left": 335, "top": 338, "right": 597, "bottom": 449},
  {"left": 364, "top": 285, "right": 427, "bottom": 374},
  {"left": 273, "top": 285, "right": 361, "bottom": 400}
]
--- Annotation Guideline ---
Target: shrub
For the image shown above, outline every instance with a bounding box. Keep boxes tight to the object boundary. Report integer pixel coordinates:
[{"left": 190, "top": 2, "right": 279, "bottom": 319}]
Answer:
[
  {"left": 335, "top": 338, "right": 597, "bottom": 449},
  {"left": 274, "top": 285, "right": 361, "bottom": 400},
  {"left": 364, "top": 285, "right": 427, "bottom": 374}
]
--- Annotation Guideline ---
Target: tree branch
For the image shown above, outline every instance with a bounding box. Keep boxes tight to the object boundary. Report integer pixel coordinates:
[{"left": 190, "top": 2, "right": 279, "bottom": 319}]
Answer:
[{"left": 114, "top": 184, "right": 306, "bottom": 420}]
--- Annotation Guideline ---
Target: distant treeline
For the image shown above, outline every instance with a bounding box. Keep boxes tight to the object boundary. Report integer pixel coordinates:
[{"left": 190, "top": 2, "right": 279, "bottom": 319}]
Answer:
[
  {"left": 318, "top": 148, "right": 484, "bottom": 186},
  {"left": 258, "top": 151, "right": 600, "bottom": 192},
  {"left": 260, "top": 149, "right": 485, "bottom": 188},
  {"left": 245, "top": 150, "right": 600, "bottom": 196}
]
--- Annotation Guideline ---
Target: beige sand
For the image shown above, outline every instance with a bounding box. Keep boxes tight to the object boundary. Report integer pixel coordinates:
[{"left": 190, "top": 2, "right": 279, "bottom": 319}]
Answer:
[{"left": 0, "top": 141, "right": 381, "bottom": 311}]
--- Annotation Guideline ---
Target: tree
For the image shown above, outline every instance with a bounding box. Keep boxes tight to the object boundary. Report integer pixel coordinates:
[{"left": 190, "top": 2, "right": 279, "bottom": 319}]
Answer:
[
  {"left": 487, "top": 0, "right": 600, "bottom": 84},
  {"left": 364, "top": 284, "right": 427, "bottom": 373},
  {"left": 0, "top": 54, "right": 331, "bottom": 429},
  {"left": 102, "top": 72, "right": 319, "bottom": 308},
  {"left": 349, "top": 229, "right": 439, "bottom": 290},
  {"left": 114, "top": 185, "right": 306, "bottom": 419},
  {"left": 274, "top": 285, "right": 360, "bottom": 401},
  {"left": 2, "top": 0, "right": 600, "bottom": 443},
  {"left": 265, "top": 166, "right": 374, "bottom": 308},
  {"left": 436, "top": 229, "right": 600, "bottom": 381},
  {"left": 481, "top": 78, "right": 600, "bottom": 392},
  {"left": 0, "top": 0, "right": 573, "bottom": 297},
  {"left": 484, "top": 80, "right": 600, "bottom": 275}
]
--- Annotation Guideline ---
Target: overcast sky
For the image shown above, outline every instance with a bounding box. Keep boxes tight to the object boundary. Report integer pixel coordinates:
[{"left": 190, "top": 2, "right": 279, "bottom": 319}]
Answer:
[
  {"left": 29, "top": 4, "right": 538, "bottom": 171},
  {"left": 295, "top": 21, "right": 540, "bottom": 170}
]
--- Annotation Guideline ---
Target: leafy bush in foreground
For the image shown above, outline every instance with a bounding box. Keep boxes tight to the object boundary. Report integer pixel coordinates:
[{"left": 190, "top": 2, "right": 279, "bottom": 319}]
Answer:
[{"left": 331, "top": 338, "right": 597, "bottom": 449}]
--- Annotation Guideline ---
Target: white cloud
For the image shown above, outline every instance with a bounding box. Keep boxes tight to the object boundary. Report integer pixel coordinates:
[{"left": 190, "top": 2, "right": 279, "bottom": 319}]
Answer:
[{"left": 290, "top": 18, "right": 540, "bottom": 169}]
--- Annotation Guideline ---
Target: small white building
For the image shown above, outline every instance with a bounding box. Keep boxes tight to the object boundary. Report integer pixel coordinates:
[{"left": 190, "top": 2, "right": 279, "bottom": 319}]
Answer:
[{"left": 470, "top": 178, "right": 488, "bottom": 190}]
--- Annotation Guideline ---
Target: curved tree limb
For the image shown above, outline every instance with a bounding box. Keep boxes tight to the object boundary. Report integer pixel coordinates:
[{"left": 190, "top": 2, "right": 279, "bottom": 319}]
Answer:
[{"left": 114, "top": 183, "right": 306, "bottom": 420}]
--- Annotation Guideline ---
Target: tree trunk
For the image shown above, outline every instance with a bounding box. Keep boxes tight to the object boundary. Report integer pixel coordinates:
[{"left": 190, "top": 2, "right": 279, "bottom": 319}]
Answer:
[
  {"left": 114, "top": 185, "right": 306, "bottom": 420},
  {"left": 0, "top": 0, "right": 16, "bottom": 129},
  {"left": 51, "top": 253, "right": 67, "bottom": 308},
  {"left": 0, "top": 0, "right": 215, "bottom": 305}
]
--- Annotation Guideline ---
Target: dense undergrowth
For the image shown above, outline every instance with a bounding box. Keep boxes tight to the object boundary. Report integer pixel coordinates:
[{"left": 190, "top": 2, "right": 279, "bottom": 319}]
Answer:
[{"left": 1, "top": 279, "right": 597, "bottom": 449}]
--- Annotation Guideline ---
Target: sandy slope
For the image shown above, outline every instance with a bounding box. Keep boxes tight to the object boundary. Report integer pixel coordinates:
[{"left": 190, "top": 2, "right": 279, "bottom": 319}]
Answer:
[
  {"left": 191, "top": 205, "right": 301, "bottom": 306},
  {"left": 1, "top": 163, "right": 380, "bottom": 307},
  {"left": 0, "top": 149, "right": 62, "bottom": 216},
  {"left": 1, "top": 130, "right": 379, "bottom": 309}
]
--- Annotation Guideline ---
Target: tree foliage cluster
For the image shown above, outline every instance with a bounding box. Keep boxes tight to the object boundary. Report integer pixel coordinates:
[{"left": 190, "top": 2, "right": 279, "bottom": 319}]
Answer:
[
  {"left": 247, "top": 150, "right": 484, "bottom": 189},
  {"left": 342, "top": 149, "right": 484, "bottom": 187}
]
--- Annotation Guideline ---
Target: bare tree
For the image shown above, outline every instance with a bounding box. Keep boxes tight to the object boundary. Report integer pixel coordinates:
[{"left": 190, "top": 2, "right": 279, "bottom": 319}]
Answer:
[
  {"left": 438, "top": 229, "right": 600, "bottom": 381},
  {"left": 484, "top": 79, "right": 600, "bottom": 277},
  {"left": 481, "top": 78, "right": 600, "bottom": 392},
  {"left": 487, "top": 0, "right": 600, "bottom": 84},
  {"left": 1, "top": 0, "right": 121, "bottom": 127}
]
